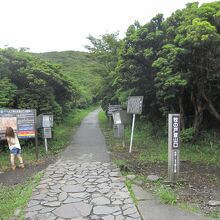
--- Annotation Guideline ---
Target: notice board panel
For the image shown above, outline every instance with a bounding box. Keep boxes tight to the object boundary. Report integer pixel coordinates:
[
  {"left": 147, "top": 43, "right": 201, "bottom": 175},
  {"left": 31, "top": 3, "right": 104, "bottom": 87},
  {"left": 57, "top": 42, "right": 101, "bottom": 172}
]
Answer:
[
  {"left": 127, "top": 96, "right": 143, "bottom": 115},
  {"left": 0, "top": 109, "right": 36, "bottom": 139}
]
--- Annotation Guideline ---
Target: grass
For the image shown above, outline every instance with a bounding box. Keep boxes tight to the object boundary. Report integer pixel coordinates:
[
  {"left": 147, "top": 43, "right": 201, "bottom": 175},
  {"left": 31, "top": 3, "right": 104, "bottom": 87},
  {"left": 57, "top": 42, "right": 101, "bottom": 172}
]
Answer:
[
  {"left": 113, "top": 159, "right": 127, "bottom": 168},
  {"left": 125, "top": 179, "right": 137, "bottom": 205},
  {"left": 0, "top": 171, "right": 43, "bottom": 220},
  {"left": 98, "top": 110, "right": 220, "bottom": 218},
  {"left": 126, "top": 174, "right": 178, "bottom": 207},
  {"left": 181, "top": 141, "right": 220, "bottom": 165},
  {"left": 156, "top": 185, "right": 177, "bottom": 205},
  {"left": 0, "top": 105, "right": 98, "bottom": 171},
  {"left": 0, "top": 147, "right": 44, "bottom": 171},
  {"left": 99, "top": 110, "right": 220, "bottom": 166},
  {"left": 207, "top": 210, "right": 220, "bottom": 219},
  {"left": 127, "top": 173, "right": 178, "bottom": 207},
  {"left": 178, "top": 202, "right": 199, "bottom": 213},
  {"left": 98, "top": 111, "right": 117, "bottom": 147}
]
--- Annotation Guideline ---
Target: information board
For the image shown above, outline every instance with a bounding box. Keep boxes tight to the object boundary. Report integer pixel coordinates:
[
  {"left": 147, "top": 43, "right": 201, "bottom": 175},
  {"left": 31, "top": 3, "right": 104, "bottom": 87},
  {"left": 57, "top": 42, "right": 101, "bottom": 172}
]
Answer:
[
  {"left": 43, "top": 127, "right": 52, "bottom": 139},
  {"left": 107, "top": 105, "right": 121, "bottom": 115},
  {"left": 0, "top": 109, "right": 36, "bottom": 139},
  {"left": 37, "top": 114, "right": 53, "bottom": 128},
  {"left": 127, "top": 96, "right": 143, "bottom": 115}
]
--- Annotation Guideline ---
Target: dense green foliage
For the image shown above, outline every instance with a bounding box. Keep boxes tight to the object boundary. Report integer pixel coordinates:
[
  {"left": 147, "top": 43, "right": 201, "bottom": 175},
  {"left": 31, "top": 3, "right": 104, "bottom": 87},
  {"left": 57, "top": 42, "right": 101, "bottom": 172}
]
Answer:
[
  {"left": 86, "top": 33, "right": 122, "bottom": 110},
  {"left": 0, "top": 48, "right": 79, "bottom": 121},
  {"left": 99, "top": 111, "right": 220, "bottom": 165},
  {"left": 35, "top": 51, "right": 103, "bottom": 108},
  {"left": 88, "top": 1, "right": 220, "bottom": 139}
]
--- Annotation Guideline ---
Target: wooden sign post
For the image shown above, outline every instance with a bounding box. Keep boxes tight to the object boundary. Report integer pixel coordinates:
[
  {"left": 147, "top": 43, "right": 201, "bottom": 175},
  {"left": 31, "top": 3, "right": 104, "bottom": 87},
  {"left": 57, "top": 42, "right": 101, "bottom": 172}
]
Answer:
[{"left": 168, "top": 114, "right": 180, "bottom": 182}]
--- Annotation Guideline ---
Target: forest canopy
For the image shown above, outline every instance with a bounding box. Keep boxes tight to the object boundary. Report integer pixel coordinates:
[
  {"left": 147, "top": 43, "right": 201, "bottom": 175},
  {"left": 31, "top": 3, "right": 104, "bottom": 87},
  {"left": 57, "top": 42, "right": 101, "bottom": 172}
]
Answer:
[
  {"left": 0, "top": 48, "right": 79, "bottom": 121},
  {"left": 87, "top": 1, "right": 220, "bottom": 137}
]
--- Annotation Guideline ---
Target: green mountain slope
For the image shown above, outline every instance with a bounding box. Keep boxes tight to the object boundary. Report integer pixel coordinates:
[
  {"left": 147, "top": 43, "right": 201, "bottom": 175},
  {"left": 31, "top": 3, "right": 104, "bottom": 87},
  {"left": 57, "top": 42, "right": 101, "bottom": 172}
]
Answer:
[{"left": 35, "top": 51, "right": 104, "bottom": 107}]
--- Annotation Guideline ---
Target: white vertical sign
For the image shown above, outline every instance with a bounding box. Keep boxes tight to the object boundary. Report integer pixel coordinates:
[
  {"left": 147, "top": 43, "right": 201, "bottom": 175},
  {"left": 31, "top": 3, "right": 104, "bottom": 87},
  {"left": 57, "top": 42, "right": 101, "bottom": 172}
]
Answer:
[{"left": 168, "top": 114, "right": 180, "bottom": 182}]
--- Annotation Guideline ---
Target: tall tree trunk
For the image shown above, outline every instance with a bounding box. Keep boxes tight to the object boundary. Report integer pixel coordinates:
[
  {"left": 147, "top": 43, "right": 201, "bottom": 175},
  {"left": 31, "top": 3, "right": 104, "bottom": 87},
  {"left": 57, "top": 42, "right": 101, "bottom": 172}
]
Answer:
[
  {"left": 193, "top": 109, "right": 204, "bottom": 132},
  {"left": 178, "top": 96, "right": 185, "bottom": 130},
  {"left": 207, "top": 103, "right": 220, "bottom": 121},
  {"left": 191, "top": 91, "right": 205, "bottom": 134},
  {"left": 202, "top": 91, "right": 220, "bottom": 122}
]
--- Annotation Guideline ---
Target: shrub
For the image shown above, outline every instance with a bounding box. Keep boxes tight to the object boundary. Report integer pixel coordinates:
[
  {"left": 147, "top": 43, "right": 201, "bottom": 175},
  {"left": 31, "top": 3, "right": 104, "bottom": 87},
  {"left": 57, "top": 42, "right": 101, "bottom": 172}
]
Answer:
[{"left": 181, "top": 127, "right": 196, "bottom": 143}]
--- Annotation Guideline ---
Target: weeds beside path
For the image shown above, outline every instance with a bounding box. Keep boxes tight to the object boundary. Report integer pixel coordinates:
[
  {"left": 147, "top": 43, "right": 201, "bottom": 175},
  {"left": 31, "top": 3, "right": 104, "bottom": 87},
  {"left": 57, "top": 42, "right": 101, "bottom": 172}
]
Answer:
[{"left": 98, "top": 110, "right": 220, "bottom": 219}]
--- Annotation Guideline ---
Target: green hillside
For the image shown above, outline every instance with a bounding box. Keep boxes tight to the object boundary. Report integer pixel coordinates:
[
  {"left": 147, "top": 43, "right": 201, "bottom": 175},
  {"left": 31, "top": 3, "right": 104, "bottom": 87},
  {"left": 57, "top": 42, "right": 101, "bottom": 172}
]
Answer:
[{"left": 35, "top": 51, "right": 104, "bottom": 107}]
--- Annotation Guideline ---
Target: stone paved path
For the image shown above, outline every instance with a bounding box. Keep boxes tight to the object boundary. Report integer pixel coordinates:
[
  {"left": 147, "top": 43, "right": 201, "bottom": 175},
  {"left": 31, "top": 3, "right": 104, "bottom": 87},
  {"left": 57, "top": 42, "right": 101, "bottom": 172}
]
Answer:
[{"left": 24, "top": 109, "right": 142, "bottom": 220}]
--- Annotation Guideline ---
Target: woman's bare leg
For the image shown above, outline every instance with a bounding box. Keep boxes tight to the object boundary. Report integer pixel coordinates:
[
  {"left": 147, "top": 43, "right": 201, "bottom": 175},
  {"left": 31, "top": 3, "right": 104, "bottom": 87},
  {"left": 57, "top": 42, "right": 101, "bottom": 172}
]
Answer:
[
  {"left": 10, "top": 154, "right": 16, "bottom": 170},
  {"left": 17, "top": 154, "right": 24, "bottom": 168}
]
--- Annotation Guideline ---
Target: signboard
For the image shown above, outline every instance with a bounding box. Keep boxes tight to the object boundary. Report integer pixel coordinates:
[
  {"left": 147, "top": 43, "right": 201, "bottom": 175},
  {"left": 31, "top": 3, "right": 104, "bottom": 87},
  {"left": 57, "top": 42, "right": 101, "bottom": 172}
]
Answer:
[
  {"left": 113, "top": 124, "right": 124, "bottom": 138},
  {"left": 107, "top": 105, "right": 121, "bottom": 115},
  {"left": 0, "top": 109, "right": 36, "bottom": 139},
  {"left": 43, "top": 127, "right": 52, "bottom": 139},
  {"left": 37, "top": 114, "right": 53, "bottom": 128},
  {"left": 127, "top": 96, "right": 143, "bottom": 115},
  {"left": 112, "top": 112, "right": 122, "bottom": 125},
  {"left": 168, "top": 114, "right": 180, "bottom": 182}
]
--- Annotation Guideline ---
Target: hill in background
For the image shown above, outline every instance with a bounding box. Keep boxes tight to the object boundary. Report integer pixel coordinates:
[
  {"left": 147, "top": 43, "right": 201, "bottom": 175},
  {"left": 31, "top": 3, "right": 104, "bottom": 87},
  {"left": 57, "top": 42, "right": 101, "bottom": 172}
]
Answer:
[{"left": 35, "top": 51, "right": 104, "bottom": 107}]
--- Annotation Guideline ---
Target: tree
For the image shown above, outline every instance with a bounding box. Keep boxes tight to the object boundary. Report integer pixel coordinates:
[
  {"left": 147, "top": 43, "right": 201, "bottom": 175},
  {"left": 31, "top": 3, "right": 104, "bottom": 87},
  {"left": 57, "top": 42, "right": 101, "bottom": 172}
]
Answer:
[
  {"left": 116, "top": 15, "right": 165, "bottom": 116},
  {"left": 0, "top": 48, "right": 79, "bottom": 121},
  {"left": 0, "top": 78, "right": 17, "bottom": 107},
  {"left": 153, "top": 44, "right": 187, "bottom": 127},
  {"left": 86, "top": 33, "right": 122, "bottom": 111},
  {"left": 175, "top": 17, "right": 220, "bottom": 131}
]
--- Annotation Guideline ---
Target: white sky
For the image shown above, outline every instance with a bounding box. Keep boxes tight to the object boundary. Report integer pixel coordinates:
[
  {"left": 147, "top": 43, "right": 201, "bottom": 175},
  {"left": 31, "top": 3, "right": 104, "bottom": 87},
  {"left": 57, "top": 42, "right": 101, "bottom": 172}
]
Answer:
[{"left": 0, "top": 0, "right": 215, "bottom": 53}]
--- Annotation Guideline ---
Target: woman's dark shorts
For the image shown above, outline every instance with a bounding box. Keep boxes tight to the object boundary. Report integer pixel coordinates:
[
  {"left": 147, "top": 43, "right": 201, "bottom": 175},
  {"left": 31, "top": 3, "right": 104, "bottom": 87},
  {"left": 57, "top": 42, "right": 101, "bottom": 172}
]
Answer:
[{"left": 10, "top": 148, "right": 21, "bottom": 155}]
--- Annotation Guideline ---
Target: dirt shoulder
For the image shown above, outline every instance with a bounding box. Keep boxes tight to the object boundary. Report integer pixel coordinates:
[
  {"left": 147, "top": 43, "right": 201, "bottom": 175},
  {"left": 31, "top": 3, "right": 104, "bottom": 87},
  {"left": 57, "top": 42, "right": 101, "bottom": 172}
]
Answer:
[
  {"left": 112, "top": 151, "right": 220, "bottom": 218},
  {"left": 0, "top": 155, "right": 57, "bottom": 185}
]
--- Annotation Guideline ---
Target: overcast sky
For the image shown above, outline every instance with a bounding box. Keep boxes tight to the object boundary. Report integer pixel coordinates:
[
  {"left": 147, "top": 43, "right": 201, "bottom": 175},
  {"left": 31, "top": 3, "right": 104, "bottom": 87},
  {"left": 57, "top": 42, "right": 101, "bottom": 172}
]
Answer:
[{"left": 0, "top": 0, "right": 215, "bottom": 53}]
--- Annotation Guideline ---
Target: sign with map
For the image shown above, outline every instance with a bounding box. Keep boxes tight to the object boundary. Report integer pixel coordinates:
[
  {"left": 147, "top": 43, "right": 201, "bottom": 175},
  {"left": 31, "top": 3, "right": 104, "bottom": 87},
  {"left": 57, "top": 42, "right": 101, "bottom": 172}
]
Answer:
[{"left": 0, "top": 109, "right": 36, "bottom": 139}]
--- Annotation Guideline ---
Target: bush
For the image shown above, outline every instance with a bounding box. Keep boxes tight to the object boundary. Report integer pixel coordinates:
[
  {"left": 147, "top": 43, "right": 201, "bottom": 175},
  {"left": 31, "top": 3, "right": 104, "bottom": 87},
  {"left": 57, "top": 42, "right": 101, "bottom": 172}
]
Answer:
[{"left": 181, "top": 127, "right": 196, "bottom": 143}]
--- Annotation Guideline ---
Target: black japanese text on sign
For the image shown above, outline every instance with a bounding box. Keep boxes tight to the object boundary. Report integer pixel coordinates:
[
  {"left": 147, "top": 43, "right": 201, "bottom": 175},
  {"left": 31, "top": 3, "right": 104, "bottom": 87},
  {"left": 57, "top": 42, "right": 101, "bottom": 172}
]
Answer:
[
  {"left": 127, "top": 96, "right": 143, "bottom": 115},
  {"left": 172, "top": 115, "right": 180, "bottom": 149}
]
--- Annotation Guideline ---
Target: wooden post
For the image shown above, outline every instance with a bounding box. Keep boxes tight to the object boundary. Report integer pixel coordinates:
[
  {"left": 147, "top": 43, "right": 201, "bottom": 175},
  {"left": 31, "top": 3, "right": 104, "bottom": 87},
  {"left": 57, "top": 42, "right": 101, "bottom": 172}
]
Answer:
[
  {"left": 168, "top": 114, "right": 180, "bottom": 182},
  {"left": 34, "top": 109, "right": 39, "bottom": 160}
]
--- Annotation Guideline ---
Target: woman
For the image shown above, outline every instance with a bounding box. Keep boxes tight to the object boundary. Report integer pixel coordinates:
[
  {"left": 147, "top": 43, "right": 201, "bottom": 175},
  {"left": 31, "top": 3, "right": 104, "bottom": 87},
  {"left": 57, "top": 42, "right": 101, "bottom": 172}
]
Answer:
[{"left": 5, "top": 127, "right": 24, "bottom": 170}]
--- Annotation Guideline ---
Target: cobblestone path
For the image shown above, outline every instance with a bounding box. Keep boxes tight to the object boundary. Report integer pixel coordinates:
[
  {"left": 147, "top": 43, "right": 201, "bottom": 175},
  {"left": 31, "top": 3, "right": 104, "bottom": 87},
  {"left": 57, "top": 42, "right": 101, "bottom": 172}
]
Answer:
[{"left": 24, "top": 110, "right": 142, "bottom": 219}]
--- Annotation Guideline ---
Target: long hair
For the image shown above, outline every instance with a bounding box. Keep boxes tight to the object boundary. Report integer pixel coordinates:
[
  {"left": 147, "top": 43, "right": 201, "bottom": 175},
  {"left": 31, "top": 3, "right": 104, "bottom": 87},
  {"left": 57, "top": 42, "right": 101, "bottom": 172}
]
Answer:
[{"left": 5, "top": 127, "right": 15, "bottom": 138}]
